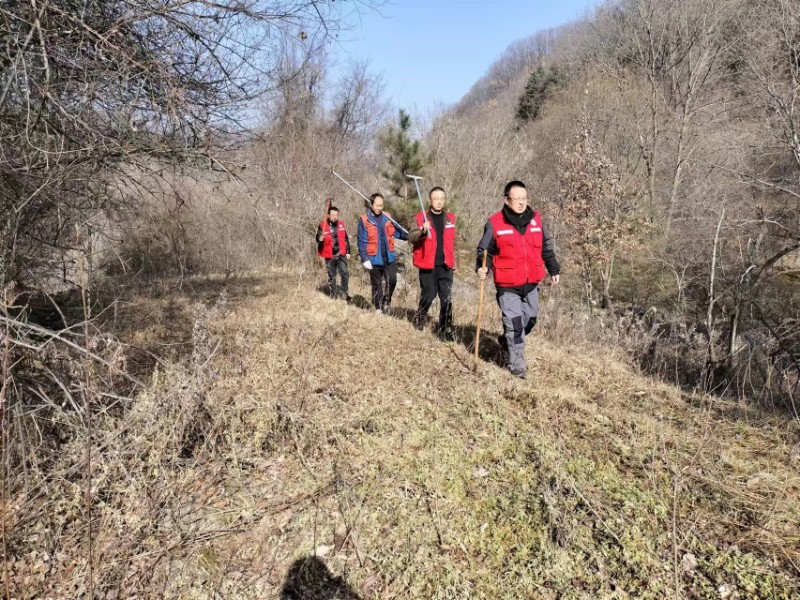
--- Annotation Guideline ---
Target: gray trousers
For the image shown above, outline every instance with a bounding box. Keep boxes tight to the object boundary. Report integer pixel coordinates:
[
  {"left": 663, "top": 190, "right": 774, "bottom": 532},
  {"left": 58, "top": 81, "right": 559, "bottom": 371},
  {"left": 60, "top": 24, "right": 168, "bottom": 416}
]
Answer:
[{"left": 497, "top": 286, "right": 539, "bottom": 373}]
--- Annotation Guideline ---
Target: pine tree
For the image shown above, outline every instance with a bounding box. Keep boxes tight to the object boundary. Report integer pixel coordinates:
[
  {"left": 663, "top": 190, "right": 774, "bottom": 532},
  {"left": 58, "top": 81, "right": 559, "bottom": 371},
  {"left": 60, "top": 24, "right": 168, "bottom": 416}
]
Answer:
[
  {"left": 517, "top": 66, "right": 565, "bottom": 121},
  {"left": 378, "top": 109, "right": 429, "bottom": 204}
]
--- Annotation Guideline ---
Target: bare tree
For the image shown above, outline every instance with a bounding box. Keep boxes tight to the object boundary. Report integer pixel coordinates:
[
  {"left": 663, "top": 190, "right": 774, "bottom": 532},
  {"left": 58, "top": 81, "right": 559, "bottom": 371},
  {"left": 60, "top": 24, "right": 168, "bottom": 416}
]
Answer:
[
  {"left": 0, "top": 0, "right": 370, "bottom": 289},
  {"left": 559, "top": 114, "right": 647, "bottom": 309},
  {"left": 594, "top": 0, "right": 738, "bottom": 228},
  {"left": 328, "top": 59, "right": 388, "bottom": 157}
]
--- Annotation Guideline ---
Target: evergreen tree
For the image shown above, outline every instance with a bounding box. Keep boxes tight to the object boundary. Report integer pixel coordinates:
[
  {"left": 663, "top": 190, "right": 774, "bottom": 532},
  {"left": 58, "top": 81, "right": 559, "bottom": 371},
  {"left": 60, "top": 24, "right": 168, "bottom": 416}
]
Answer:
[
  {"left": 517, "top": 66, "right": 565, "bottom": 121},
  {"left": 378, "top": 109, "right": 429, "bottom": 204}
]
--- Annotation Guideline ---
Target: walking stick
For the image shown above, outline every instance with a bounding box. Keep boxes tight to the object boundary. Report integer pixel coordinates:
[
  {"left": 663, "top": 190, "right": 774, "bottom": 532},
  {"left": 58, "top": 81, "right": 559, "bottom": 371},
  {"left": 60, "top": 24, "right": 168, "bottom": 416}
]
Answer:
[
  {"left": 473, "top": 252, "right": 489, "bottom": 372},
  {"left": 323, "top": 197, "right": 331, "bottom": 222}
]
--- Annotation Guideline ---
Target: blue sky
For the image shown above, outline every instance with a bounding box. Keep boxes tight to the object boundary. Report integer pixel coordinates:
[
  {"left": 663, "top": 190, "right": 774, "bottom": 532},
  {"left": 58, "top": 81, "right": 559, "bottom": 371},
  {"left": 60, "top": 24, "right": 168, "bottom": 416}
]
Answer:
[{"left": 333, "top": 0, "right": 598, "bottom": 112}]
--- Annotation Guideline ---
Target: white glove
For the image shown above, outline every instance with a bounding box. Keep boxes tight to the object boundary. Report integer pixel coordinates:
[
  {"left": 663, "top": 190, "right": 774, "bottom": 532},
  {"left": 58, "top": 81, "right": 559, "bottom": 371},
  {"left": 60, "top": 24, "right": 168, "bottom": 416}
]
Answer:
[{"left": 363, "top": 260, "right": 372, "bottom": 271}]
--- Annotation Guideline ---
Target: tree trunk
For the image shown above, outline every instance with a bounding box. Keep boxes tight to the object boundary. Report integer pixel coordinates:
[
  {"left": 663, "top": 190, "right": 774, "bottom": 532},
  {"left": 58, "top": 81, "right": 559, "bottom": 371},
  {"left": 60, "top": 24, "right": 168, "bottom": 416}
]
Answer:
[{"left": 599, "top": 253, "right": 615, "bottom": 311}]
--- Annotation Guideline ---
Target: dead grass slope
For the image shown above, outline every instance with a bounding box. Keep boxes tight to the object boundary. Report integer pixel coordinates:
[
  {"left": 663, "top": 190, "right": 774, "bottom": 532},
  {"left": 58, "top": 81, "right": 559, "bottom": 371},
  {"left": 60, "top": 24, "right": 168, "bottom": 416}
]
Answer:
[{"left": 9, "top": 270, "right": 800, "bottom": 599}]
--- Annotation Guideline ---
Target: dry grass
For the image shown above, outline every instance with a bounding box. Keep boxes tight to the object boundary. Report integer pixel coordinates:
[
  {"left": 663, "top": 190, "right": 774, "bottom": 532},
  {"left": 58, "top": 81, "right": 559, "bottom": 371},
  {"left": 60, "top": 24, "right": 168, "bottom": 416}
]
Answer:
[{"left": 7, "top": 268, "right": 800, "bottom": 599}]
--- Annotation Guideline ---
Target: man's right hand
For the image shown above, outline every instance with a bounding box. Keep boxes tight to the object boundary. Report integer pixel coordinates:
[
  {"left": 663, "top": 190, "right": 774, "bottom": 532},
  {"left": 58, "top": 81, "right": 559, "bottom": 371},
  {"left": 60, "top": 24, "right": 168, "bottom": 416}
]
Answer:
[
  {"left": 363, "top": 260, "right": 372, "bottom": 271},
  {"left": 477, "top": 267, "right": 488, "bottom": 280},
  {"left": 318, "top": 235, "right": 325, "bottom": 242}
]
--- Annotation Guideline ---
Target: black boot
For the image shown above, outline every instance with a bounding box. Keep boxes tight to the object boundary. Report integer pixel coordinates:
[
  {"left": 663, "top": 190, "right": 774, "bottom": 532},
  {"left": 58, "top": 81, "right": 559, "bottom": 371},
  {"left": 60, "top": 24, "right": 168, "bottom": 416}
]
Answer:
[
  {"left": 437, "top": 314, "right": 455, "bottom": 341},
  {"left": 438, "top": 326, "right": 455, "bottom": 342}
]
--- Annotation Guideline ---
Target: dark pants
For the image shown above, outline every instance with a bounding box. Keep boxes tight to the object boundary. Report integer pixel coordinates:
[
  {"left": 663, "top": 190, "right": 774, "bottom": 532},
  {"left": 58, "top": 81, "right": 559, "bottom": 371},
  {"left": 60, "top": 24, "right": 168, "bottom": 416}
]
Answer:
[
  {"left": 415, "top": 265, "right": 453, "bottom": 331},
  {"left": 369, "top": 262, "right": 397, "bottom": 310},
  {"left": 325, "top": 256, "right": 349, "bottom": 297}
]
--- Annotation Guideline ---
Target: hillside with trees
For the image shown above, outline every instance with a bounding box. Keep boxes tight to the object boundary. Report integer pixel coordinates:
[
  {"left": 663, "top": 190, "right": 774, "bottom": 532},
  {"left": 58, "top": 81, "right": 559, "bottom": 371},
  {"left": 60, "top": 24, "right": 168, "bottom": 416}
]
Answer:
[
  {"left": 429, "top": 0, "right": 800, "bottom": 407},
  {"left": 2, "top": 0, "right": 799, "bottom": 598}
]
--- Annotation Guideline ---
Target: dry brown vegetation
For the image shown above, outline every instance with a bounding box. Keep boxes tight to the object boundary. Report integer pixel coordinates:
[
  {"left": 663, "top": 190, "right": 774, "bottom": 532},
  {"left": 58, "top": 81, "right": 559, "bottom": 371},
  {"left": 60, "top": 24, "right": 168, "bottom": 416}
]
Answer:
[
  {"left": 427, "top": 0, "right": 800, "bottom": 410},
  {"left": 4, "top": 0, "right": 800, "bottom": 598},
  {"left": 7, "top": 270, "right": 799, "bottom": 598}
]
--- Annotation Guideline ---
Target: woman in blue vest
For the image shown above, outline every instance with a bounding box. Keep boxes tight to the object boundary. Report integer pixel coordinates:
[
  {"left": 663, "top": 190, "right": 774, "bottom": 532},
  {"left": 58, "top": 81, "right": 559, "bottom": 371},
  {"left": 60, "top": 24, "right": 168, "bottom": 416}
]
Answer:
[{"left": 357, "top": 193, "right": 409, "bottom": 313}]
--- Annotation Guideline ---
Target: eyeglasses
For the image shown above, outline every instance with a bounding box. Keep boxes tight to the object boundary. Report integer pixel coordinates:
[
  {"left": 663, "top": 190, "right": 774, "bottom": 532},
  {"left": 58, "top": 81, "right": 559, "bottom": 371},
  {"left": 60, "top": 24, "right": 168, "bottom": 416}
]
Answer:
[{"left": 506, "top": 196, "right": 528, "bottom": 202}]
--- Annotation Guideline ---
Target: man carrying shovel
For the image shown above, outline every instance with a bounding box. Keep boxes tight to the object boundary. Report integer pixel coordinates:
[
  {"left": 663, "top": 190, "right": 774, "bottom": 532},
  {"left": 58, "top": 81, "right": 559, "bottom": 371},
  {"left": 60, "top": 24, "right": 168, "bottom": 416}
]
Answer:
[
  {"left": 408, "top": 186, "right": 457, "bottom": 341},
  {"left": 476, "top": 180, "right": 561, "bottom": 379}
]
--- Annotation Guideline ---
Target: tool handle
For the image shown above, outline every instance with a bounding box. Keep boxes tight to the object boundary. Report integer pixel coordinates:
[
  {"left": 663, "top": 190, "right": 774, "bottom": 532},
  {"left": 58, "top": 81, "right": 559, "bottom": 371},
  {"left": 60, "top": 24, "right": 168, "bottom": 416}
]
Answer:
[
  {"left": 473, "top": 252, "right": 489, "bottom": 372},
  {"left": 332, "top": 170, "right": 409, "bottom": 235},
  {"left": 412, "top": 178, "right": 431, "bottom": 239}
]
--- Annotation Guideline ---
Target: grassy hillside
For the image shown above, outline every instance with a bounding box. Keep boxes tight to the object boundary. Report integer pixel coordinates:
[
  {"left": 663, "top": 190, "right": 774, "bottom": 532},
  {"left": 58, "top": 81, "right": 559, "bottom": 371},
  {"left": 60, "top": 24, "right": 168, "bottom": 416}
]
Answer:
[{"left": 10, "top": 269, "right": 799, "bottom": 599}]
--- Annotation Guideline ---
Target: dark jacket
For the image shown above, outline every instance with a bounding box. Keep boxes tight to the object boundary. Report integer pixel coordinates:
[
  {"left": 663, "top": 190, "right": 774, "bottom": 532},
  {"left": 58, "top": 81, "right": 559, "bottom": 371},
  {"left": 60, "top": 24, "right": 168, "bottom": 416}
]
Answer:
[{"left": 316, "top": 219, "right": 351, "bottom": 257}]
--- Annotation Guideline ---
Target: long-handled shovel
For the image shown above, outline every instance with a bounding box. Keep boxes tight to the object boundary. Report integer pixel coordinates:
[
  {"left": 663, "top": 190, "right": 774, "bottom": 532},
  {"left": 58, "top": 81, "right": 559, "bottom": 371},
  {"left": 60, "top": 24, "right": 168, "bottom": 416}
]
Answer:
[
  {"left": 406, "top": 174, "right": 430, "bottom": 238},
  {"left": 331, "top": 171, "right": 409, "bottom": 235},
  {"left": 473, "top": 252, "right": 489, "bottom": 372}
]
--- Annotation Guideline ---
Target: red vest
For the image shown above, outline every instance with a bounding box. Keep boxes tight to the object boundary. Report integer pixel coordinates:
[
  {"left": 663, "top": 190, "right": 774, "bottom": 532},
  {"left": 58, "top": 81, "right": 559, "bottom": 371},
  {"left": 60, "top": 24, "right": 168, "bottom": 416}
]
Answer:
[
  {"left": 361, "top": 212, "right": 396, "bottom": 256},
  {"left": 412, "top": 211, "right": 456, "bottom": 269},
  {"left": 318, "top": 220, "right": 348, "bottom": 258},
  {"left": 489, "top": 210, "right": 546, "bottom": 287}
]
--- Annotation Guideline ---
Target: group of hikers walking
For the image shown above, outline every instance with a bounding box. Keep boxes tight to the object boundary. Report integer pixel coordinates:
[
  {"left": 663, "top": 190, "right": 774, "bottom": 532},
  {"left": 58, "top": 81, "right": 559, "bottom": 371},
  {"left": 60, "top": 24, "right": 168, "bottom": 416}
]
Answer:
[{"left": 317, "top": 180, "right": 560, "bottom": 378}]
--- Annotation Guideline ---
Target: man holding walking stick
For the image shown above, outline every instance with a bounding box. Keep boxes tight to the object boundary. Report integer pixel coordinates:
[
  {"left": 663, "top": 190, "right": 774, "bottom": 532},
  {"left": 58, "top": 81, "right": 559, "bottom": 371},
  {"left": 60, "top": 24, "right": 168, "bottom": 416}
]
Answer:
[
  {"left": 408, "top": 186, "right": 457, "bottom": 341},
  {"left": 476, "top": 180, "right": 561, "bottom": 379}
]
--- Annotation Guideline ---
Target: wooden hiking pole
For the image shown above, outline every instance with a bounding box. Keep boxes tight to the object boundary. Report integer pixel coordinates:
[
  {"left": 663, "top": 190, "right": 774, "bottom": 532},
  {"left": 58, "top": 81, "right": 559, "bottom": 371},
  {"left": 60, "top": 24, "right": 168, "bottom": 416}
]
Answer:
[
  {"left": 473, "top": 252, "right": 489, "bottom": 372},
  {"left": 316, "top": 197, "right": 332, "bottom": 270}
]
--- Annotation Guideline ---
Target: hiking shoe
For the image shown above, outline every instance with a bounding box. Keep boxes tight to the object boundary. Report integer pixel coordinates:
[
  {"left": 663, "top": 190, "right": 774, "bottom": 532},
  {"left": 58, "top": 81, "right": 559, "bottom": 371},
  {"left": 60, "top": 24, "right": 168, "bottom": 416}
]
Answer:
[
  {"left": 375, "top": 308, "right": 383, "bottom": 314},
  {"left": 344, "top": 295, "right": 352, "bottom": 304},
  {"left": 412, "top": 313, "right": 426, "bottom": 331},
  {"left": 510, "top": 367, "right": 527, "bottom": 379}
]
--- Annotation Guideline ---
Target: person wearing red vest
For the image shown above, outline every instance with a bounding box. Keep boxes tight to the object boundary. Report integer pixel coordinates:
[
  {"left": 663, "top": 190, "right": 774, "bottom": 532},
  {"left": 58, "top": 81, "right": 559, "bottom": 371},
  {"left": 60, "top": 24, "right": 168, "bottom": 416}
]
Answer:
[
  {"left": 357, "top": 193, "right": 409, "bottom": 313},
  {"left": 409, "top": 186, "right": 457, "bottom": 341},
  {"left": 316, "top": 205, "right": 351, "bottom": 301},
  {"left": 477, "top": 180, "right": 561, "bottom": 378}
]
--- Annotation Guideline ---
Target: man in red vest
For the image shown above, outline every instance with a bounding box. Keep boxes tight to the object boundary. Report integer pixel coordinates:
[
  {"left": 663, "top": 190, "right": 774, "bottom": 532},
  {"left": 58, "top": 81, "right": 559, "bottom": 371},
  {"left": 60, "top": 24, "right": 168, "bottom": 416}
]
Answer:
[
  {"left": 409, "top": 186, "right": 457, "bottom": 341},
  {"left": 477, "top": 180, "right": 561, "bottom": 378},
  {"left": 316, "top": 205, "right": 351, "bottom": 301}
]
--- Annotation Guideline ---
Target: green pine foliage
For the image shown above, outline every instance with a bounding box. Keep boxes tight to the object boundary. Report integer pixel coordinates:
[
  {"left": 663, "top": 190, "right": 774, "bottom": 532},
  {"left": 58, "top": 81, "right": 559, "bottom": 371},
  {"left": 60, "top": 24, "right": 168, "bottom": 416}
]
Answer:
[
  {"left": 517, "top": 66, "right": 566, "bottom": 121},
  {"left": 378, "top": 109, "right": 430, "bottom": 205}
]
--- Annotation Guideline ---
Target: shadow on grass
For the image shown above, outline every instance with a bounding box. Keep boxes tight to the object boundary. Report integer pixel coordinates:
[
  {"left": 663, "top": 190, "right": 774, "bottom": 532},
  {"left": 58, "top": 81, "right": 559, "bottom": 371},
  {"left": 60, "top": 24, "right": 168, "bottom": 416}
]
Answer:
[
  {"left": 280, "top": 556, "right": 362, "bottom": 600},
  {"left": 336, "top": 288, "right": 407, "bottom": 315},
  {"left": 387, "top": 306, "right": 417, "bottom": 323},
  {"left": 350, "top": 294, "right": 372, "bottom": 310},
  {"left": 315, "top": 281, "right": 351, "bottom": 300},
  {"left": 452, "top": 322, "right": 507, "bottom": 369}
]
